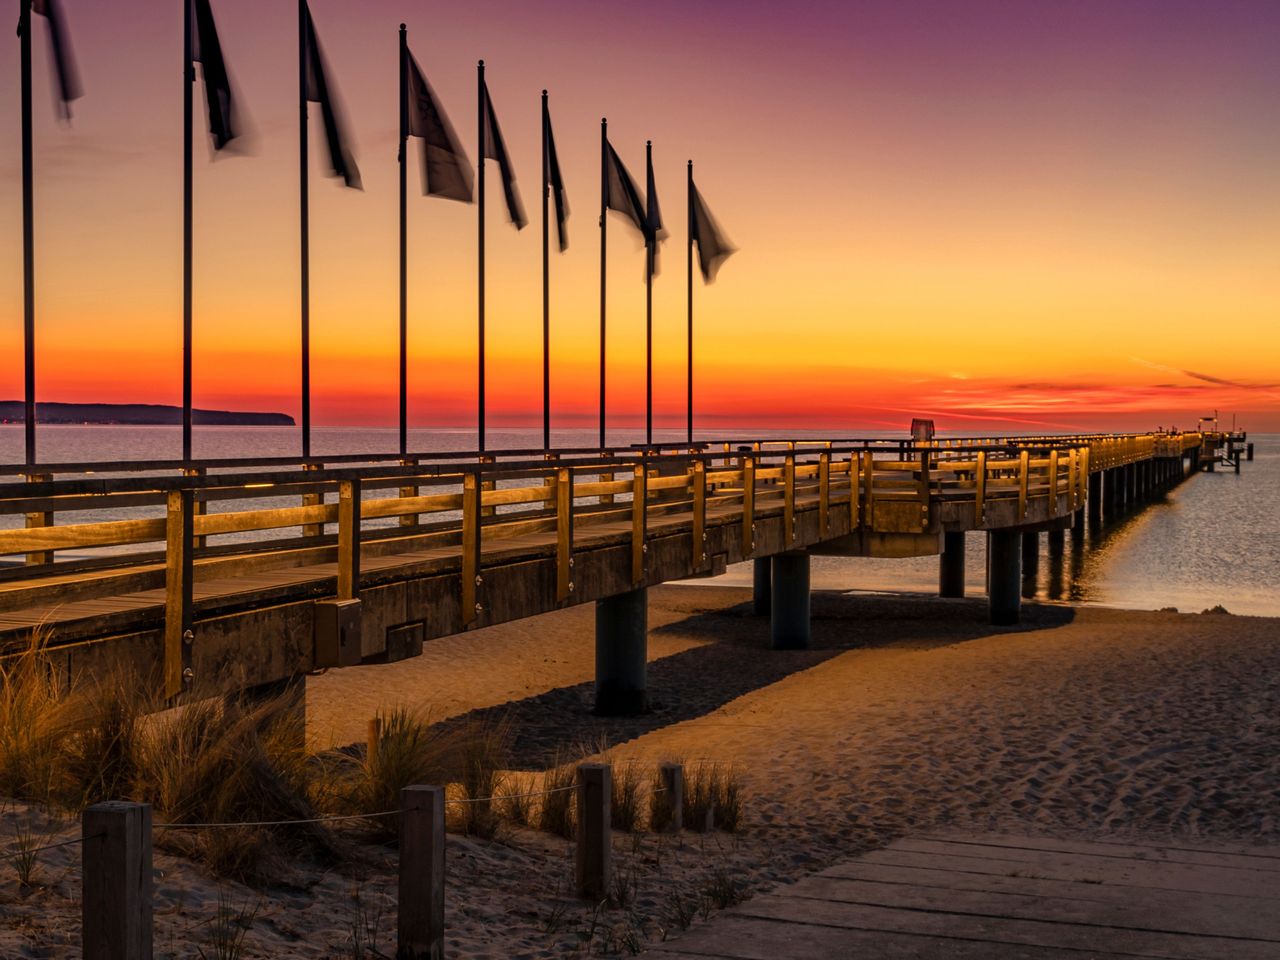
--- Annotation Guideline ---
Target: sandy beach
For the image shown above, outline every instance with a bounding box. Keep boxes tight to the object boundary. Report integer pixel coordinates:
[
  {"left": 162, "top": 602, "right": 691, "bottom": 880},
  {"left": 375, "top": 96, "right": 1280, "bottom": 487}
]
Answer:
[{"left": 4, "top": 583, "right": 1278, "bottom": 957}]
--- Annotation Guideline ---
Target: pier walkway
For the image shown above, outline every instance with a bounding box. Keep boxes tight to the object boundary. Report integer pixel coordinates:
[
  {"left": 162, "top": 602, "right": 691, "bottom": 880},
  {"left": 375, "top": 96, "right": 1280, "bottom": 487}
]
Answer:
[
  {"left": 0, "top": 431, "right": 1246, "bottom": 706},
  {"left": 645, "top": 832, "right": 1280, "bottom": 959}
]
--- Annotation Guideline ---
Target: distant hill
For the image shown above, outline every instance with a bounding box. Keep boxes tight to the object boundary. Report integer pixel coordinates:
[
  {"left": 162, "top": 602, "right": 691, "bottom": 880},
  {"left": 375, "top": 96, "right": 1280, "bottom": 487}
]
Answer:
[{"left": 0, "top": 401, "right": 294, "bottom": 426}]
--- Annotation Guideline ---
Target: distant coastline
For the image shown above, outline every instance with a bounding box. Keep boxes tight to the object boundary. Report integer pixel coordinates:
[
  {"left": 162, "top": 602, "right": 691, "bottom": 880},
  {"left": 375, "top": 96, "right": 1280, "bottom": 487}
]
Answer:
[{"left": 0, "top": 401, "right": 294, "bottom": 427}]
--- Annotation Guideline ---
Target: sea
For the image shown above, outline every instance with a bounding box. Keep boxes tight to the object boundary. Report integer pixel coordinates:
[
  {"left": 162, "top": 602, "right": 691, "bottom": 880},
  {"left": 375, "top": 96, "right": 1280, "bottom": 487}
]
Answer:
[{"left": 3, "top": 425, "right": 1277, "bottom": 618}]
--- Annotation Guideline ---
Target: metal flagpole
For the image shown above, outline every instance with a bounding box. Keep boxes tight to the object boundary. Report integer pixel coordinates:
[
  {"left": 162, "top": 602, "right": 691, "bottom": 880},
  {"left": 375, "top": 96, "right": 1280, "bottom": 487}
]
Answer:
[
  {"left": 541, "top": 91, "right": 550, "bottom": 452},
  {"left": 598, "top": 118, "right": 607, "bottom": 451},
  {"left": 183, "top": 0, "right": 194, "bottom": 462},
  {"left": 298, "top": 0, "right": 311, "bottom": 459},
  {"left": 686, "top": 160, "right": 693, "bottom": 446},
  {"left": 20, "top": 0, "right": 36, "bottom": 465},
  {"left": 398, "top": 24, "right": 408, "bottom": 457},
  {"left": 645, "top": 140, "right": 653, "bottom": 448},
  {"left": 477, "top": 60, "right": 486, "bottom": 454}
]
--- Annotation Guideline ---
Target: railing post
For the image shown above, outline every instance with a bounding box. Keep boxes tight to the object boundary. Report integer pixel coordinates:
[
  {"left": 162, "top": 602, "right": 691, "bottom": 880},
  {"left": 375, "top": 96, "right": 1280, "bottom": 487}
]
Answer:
[
  {"left": 862, "top": 448, "right": 874, "bottom": 528},
  {"left": 398, "top": 785, "right": 445, "bottom": 960},
  {"left": 1017, "top": 450, "right": 1029, "bottom": 522},
  {"left": 692, "top": 459, "right": 707, "bottom": 569},
  {"left": 631, "top": 463, "right": 646, "bottom": 586},
  {"left": 23, "top": 471, "right": 52, "bottom": 565},
  {"left": 557, "top": 467, "right": 574, "bottom": 601},
  {"left": 849, "top": 452, "right": 860, "bottom": 528},
  {"left": 1067, "top": 449, "right": 1078, "bottom": 512},
  {"left": 818, "top": 451, "right": 830, "bottom": 536},
  {"left": 82, "top": 801, "right": 153, "bottom": 960},
  {"left": 480, "top": 454, "right": 497, "bottom": 517},
  {"left": 461, "top": 472, "right": 480, "bottom": 626},
  {"left": 1047, "top": 450, "right": 1059, "bottom": 517},
  {"left": 974, "top": 451, "right": 987, "bottom": 527},
  {"left": 575, "top": 763, "right": 611, "bottom": 900},
  {"left": 398, "top": 457, "right": 420, "bottom": 529},
  {"left": 337, "top": 479, "right": 361, "bottom": 601},
  {"left": 301, "top": 461, "right": 324, "bottom": 538},
  {"left": 741, "top": 454, "right": 755, "bottom": 558},
  {"left": 783, "top": 453, "right": 796, "bottom": 547},
  {"left": 164, "top": 488, "right": 194, "bottom": 701},
  {"left": 182, "top": 466, "right": 208, "bottom": 551}
]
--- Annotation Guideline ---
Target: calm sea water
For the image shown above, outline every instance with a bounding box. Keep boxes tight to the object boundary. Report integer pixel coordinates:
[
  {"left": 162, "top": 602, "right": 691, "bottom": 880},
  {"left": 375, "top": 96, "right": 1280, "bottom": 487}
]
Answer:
[{"left": 3, "top": 425, "right": 1276, "bottom": 617}]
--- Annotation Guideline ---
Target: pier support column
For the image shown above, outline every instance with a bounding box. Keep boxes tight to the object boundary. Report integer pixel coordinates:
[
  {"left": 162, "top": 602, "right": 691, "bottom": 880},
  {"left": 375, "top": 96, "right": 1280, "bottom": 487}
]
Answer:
[
  {"left": 939, "top": 531, "right": 966, "bottom": 598},
  {"left": 1088, "top": 472, "right": 1102, "bottom": 522},
  {"left": 752, "top": 558, "right": 771, "bottom": 616},
  {"left": 595, "top": 587, "right": 648, "bottom": 715},
  {"left": 987, "top": 530, "right": 1022, "bottom": 626},
  {"left": 1020, "top": 531, "right": 1039, "bottom": 578},
  {"left": 770, "top": 552, "right": 811, "bottom": 650},
  {"left": 1247, "top": 443, "right": 1255, "bottom": 461},
  {"left": 1047, "top": 528, "right": 1065, "bottom": 557}
]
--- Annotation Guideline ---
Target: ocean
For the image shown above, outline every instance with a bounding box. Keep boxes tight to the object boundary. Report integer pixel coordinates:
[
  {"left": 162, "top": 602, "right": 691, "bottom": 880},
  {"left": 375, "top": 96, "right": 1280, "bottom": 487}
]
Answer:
[{"left": 2, "top": 425, "right": 1276, "bottom": 617}]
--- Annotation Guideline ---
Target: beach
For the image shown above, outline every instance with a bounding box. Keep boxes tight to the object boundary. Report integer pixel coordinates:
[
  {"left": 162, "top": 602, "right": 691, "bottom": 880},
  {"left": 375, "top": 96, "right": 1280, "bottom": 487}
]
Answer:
[{"left": 4, "top": 584, "right": 1278, "bottom": 957}]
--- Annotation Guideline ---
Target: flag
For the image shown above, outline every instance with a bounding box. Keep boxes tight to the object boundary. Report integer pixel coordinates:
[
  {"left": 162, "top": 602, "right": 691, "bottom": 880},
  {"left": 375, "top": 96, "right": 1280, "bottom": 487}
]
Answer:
[
  {"left": 544, "top": 105, "right": 568, "bottom": 250},
  {"left": 481, "top": 79, "right": 526, "bottom": 228},
  {"left": 690, "top": 180, "right": 736, "bottom": 282},
  {"left": 29, "top": 0, "right": 82, "bottom": 118},
  {"left": 405, "top": 51, "right": 472, "bottom": 201},
  {"left": 189, "top": 0, "right": 238, "bottom": 150},
  {"left": 302, "top": 3, "right": 360, "bottom": 189},
  {"left": 604, "top": 140, "right": 646, "bottom": 236},
  {"left": 644, "top": 143, "right": 667, "bottom": 276}
]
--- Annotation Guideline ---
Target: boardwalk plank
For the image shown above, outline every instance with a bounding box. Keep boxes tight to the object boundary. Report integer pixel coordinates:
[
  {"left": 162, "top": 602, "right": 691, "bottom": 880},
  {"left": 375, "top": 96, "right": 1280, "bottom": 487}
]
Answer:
[
  {"left": 904, "top": 835, "right": 1280, "bottom": 873},
  {"left": 918, "top": 832, "right": 1280, "bottom": 866}
]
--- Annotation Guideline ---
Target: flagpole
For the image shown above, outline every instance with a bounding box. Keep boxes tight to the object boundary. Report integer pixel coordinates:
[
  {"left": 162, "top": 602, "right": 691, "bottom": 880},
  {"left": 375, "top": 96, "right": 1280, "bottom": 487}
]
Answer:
[
  {"left": 398, "top": 24, "right": 408, "bottom": 457},
  {"left": 20, "top": 0, "right": 35, "bottom": 466},
  {"left": 541, "top": 90, "right": 550, "bottom": 452},
  {"left": 598, "top": 118, "right": 607, "bottom": 451},
  {"left": 476, "top": 60, "right": 486, "bottom": 454},
  {"left": 182, "top": 0, "right": 194, "bottom": 462},
  {"left": 298, "top": 0, "right": 311, "bottom": 459},
  {"left": 686, "top": 160, "right": 693, "bottom": 446},
  {"left": 645, "top": 140, "right": 654, "bottom": 448}
]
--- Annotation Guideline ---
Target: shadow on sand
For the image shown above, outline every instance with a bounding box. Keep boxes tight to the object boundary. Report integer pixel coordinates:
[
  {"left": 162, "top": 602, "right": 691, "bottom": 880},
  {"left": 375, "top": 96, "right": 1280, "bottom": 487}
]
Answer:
[{"left": 430, "top": 589, "right": 1075, "bottom": 769}]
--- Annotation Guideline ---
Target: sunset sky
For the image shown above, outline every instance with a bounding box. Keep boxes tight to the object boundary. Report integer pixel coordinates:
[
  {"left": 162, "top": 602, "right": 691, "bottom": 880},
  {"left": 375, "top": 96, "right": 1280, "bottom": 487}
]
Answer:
[{"left": 2, "top": 0, "right": 1279, "bottom": 435}]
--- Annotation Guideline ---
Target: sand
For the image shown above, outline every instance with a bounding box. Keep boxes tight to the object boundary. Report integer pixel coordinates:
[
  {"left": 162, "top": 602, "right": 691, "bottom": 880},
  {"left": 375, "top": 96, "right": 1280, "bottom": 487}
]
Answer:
[{"left": 3, "top": 584, "right": 1278, "bottom": 957}]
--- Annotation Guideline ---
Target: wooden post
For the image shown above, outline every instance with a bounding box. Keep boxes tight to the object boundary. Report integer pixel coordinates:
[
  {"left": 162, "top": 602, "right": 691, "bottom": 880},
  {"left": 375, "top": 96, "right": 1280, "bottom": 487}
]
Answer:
[
  {"left": 367, "top": 716, "right": 382, "bottom": 770},
  {"left": 301, "top": 461, "right": 324, "bottom": 538},
  {"left": 691, "top": 459, "right": 706, "bottom": 569},
  {"left": 741, "top": 455, "right": 755, "bottom": 557},
  {"left": 398, "top": 785, "right": 445, "bottom": 960},
  {"left": 849, "top": 452, "right": 859, "bottom": 529},
  {"left": 82, "top": 802, "right": 153, "bottom": 960},
  {"left": 1017, "top": 449, "right": 1029, "bottom": 522},
  {"left": 783, "top": 453, "right": 795, "bottom": 547},
  {"left": 399, "top": 457, "right": 420, "bottom": 528},
  {"left": 556, "top": 467, "right": 574, "bottom": 601},
  {"left": 164, "top": 489, "right": 194, "bottom": 701},
  {"left": 861, "top": 449, "right": 874, "bottom": 527},
  {"left": 462, "top": 473, "right": 480, "bottom": 625},
  {"left": 658, "top": 762, "right": 683, "bottom": 832},
  {"left": 1047, "top": 450, "right": 1059, "bottom": 517},
  {"left": 337, "top": 479, "right": 361, "bottom": 601},
  {"left": 818, "top": 451, "right": 830, "bottom": 536},
  {"left": 575, "top": 763, "right": 611, "bottom": 900},
  {"left": 479, "top": 454, "right": 497, "bottom": 517},
  {"left": 974, "top": 451, "right": 987, "bottom": 527},
  {"left": 630, "top": 464, "right": 645, "bottom": 586},
  {"left": 22, "top": 471, "right": 52, "bottom": 566}
]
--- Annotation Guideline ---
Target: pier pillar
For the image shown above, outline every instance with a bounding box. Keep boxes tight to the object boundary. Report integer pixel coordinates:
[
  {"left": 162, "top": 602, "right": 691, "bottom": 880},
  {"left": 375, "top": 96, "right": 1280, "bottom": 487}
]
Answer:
[
  {"left": 939, "top": 531, "right": 966, "bottom": 598},
  {"left": 1088, "top": 472, "right": 1102, "bottom": 521},
  {"left": 770, "top": 551, "right": 811, "bottom": 650},
  {"left": 752, "top": 558, "right": 771, "bottom": 616},
  {"left": 1247, "top": 443, "right": 1254, "bottom": 461},
  {"left": 1020, "top": 531, "right": 1039, "bottom": 576},
  {"left": 987, "top": 530, "right": 1022, "bottom": 626},
  {"left": 1047, "top": 528, "right": 1065, "bottom": 557},
  {"left": 595, "top": 587, "right": 648, "bottom": 715}
]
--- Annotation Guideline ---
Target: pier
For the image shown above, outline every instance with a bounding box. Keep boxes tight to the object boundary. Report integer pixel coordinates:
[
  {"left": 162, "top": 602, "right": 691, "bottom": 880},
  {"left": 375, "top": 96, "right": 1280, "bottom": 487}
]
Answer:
[{"left": 0, "top": 430, "right": 1248, "bottom": 708}]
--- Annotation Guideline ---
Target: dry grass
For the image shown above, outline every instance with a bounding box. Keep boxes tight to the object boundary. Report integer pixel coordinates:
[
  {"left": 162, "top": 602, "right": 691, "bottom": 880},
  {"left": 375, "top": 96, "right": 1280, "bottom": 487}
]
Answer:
[
  {"left": 648, "top": 762, "right": 680, "bottom": 833},
  {"left": 683, "top": 762, "right": 744, "bottom": 833},
  {"left": 536, "top": 755, "right": 577, "bottom": 840},
  {"left": 610, "top": 762, "right": 643, "bottom": 833},
  {"left": 0, "top": 631, "right": 74, "bottom": 805},
  {"left": 448, "top": 718, "right": 511, "bottom": 839}
]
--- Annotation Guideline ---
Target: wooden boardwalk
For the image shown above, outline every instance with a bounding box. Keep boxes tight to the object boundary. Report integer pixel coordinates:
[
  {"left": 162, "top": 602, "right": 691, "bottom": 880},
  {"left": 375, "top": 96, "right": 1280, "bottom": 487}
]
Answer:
[{"left": 647, "top": 833, "right": 1280, "bottom": 959}]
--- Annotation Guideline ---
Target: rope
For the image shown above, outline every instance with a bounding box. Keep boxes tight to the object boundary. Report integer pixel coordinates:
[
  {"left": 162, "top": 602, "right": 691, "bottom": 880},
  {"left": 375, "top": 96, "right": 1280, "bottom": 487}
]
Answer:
[
  {"left": 447, "top": 783, "right": 576, "bottom": 805},
  {"left": 0, "top": 832, "right": 99, "bottom": 864},
  {"left": 154, "top": 809, "right": 401, "bottom": 831}
]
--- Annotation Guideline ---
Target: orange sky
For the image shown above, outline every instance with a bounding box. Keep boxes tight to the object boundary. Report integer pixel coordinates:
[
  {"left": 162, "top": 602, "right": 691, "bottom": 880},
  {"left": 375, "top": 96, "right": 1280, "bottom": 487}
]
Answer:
[{"left": 2, "top": 0, "right": 1279, "bottom": 433}]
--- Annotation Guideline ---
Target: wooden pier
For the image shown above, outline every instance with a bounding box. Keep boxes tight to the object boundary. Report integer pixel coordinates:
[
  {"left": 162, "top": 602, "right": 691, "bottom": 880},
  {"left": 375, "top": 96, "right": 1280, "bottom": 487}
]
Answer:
[{"left": 0, "top": 430, "right": 1247, "bottom": 705}]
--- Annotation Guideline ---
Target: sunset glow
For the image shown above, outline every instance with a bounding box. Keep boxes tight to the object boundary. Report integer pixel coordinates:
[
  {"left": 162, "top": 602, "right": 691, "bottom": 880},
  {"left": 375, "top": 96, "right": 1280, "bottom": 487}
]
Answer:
[{"left": 3, "top": 0, "right": 1279, "bottom": 433}]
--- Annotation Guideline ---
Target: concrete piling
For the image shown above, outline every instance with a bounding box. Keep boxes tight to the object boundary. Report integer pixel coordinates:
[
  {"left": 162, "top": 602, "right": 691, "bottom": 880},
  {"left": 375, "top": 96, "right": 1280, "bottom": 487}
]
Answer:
[
  {"left": 770, "top": 551, "right": 811, "bottom": 650},
  {"left": 988, "top": 530, "right": 1022, "bottom": 626},
  {"left": 595, "top": 587, "right": 648, "bottom": 715},
  {"left": 939, "top": 531, "right": 966, "bottom": 598},
  {"left": 752, "top": 557, "right": 771, "bottom": 616}
]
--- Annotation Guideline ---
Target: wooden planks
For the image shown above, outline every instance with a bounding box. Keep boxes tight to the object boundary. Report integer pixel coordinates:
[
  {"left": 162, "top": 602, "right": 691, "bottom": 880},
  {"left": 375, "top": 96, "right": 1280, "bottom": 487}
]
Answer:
[{"left": 646, "top": 833, "right": 1280, "bottom": 960}]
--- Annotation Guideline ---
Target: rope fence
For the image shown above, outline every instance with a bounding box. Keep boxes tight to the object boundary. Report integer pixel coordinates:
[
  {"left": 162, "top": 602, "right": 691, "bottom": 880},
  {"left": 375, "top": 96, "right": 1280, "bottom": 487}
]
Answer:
[{"left": 2, "top": 758, "right": 721, "bottom": 960}]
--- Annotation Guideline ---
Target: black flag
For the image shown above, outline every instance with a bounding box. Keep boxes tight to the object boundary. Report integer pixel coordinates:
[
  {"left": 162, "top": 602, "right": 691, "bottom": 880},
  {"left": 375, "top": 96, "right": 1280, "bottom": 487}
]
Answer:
[
  {"left": 644, "top": 142, "right": 667, "bottom": 275},
  {"left": 690, "top": 180, "right": 736, "bottom": 282},
  {"left": 544, "top": 104, "right": 568, "bottom": 250},
  {"left": 405, "top": 51, "right": 473, "bottom": 201},
  {"left": 481, "top": 79, "right": 526, "bottom": 228},
  {"left": 603, "top": 140, "right": 646, "bottom": 236},
  {"left": 302, "top": 3, "right": 360, "bottom": 188},
  {"left": 28, "top": 0, "right": 82, "bottom": 118},
  {"left": 189, "top": 0, "right": 238, "bottom": 150}
]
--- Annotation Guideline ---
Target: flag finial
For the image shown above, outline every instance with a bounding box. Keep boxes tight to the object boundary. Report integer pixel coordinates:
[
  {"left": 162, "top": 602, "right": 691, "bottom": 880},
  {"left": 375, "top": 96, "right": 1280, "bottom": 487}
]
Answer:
[
  {"left": 478, "top": 58, "right": 485, "bottom": 66},
  {"left": 646, "top": 139, "right": 652, "bottom": 147},
  {"left": 542, "top": 88, "right": 547, "bottom": 96},
  {"left": 399, "top": 22, "right": 406, "bottom": 32}
]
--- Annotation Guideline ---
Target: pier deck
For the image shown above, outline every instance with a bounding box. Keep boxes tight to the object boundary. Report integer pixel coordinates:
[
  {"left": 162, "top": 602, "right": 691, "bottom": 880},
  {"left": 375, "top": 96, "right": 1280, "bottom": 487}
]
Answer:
[{"left": 646, "top": 832, "right": 1280, "bottom": 959}]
